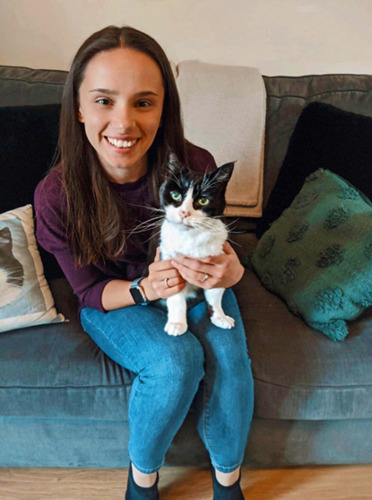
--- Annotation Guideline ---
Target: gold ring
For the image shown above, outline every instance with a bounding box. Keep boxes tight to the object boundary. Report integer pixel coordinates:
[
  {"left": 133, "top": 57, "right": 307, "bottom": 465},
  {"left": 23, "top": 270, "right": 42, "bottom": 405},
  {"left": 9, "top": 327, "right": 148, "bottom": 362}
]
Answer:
[
  {"left": 201, "top": 272, "right": 209, "bottom": 283},
  {"left": 164, "top": 278, "right": 169, "bottom": 288}
]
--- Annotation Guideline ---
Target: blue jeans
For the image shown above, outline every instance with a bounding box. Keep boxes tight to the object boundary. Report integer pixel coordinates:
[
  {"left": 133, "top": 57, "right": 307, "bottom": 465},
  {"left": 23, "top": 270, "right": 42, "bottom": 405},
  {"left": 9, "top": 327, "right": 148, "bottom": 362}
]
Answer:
[{"left": 80, "top": 288, "right": 254, "bottom": 474}]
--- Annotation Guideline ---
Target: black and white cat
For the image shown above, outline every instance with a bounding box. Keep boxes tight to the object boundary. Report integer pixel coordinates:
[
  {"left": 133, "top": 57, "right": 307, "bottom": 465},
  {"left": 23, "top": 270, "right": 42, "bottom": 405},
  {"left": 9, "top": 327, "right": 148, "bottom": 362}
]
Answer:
[
  {"left": 159, "top": 154, "right": 235, "bottom": 336},
  {"left": 0, "top": 226, "right": 24, "bottom": 308}
]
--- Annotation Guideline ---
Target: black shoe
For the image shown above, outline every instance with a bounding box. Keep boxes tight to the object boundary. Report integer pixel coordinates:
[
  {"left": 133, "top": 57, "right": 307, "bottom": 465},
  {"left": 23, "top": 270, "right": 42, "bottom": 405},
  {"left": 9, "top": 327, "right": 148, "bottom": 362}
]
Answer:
[
  {"left": 211, "top": 465, "right": 245, "bottom": 500},
  {"left": 125, "top": 463, "right": 159, "bottom": 500}
]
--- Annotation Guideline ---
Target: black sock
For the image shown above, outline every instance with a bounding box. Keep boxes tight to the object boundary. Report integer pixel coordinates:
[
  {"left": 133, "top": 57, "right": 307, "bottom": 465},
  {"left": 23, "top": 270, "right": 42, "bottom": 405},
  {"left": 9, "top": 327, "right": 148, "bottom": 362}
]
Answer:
[
  {"left": 125, "top": 463, "right": 159, "bottom": 500},
  {"left": 211, "top": 466, "right": 245, "bottom": 500}
]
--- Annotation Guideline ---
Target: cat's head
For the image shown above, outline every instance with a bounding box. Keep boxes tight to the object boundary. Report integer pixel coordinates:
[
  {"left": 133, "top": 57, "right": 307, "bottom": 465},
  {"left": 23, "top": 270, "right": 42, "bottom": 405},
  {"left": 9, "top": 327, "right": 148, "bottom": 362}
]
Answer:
[{"left": 159, "top": 153, "right": 234, "bottom": 228}]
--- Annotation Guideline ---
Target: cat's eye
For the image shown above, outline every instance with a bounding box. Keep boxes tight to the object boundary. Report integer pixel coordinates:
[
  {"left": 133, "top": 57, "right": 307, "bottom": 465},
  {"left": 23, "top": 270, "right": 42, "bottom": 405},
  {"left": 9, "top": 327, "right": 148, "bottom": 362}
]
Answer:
[
  {"left": 197, "top": 197, "right": 210, "bottom": 206},
  {"left": 170, "top": 191, "right": 182, "bottom": 202}
]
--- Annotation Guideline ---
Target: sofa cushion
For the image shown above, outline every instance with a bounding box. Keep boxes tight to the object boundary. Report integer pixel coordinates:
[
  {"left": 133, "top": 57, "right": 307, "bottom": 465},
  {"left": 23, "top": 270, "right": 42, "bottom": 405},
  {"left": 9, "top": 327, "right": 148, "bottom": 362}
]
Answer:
[
  {"left": 234, "top": 234, "right": 372, "bottom": 420},
  {"left": 0, "top": 205, "right": 65, "bottom": 332},
  {"left": 0, "top": 103, "right": 61, "bottom": 213},
  {"left": 256, "top": 102, "right": 372, "bottom": 237},
  {"left": 0, "top": 278, "right": 135, "bottom": 420},
  {"left": 0, "top": 66, "right": 66, "bottom": 107},
  {"left": 250, "top": 169, "right": 372, "bottom": 341},
  {"left": 0, "top": 103, "right": 63, "bottom": 280}
]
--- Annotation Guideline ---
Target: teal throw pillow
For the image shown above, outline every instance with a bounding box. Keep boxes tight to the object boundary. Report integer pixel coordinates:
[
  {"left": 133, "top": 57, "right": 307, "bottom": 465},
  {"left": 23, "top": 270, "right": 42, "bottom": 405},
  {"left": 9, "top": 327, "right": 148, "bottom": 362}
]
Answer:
[{"left": 251, "top": 169, "right": 372, "bottom": 341}]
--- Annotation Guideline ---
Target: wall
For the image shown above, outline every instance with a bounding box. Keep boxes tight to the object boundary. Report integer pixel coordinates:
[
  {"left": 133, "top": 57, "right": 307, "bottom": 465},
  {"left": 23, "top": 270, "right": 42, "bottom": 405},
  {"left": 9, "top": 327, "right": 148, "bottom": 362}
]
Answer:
[{"left": 0, "top": 0, "right": 371, "bottom": 75}]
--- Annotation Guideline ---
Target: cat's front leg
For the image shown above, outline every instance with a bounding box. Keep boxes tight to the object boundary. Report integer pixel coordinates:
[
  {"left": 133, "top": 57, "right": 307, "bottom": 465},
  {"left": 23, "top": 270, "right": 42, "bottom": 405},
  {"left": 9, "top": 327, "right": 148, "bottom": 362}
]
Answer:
[
  {"left": 204, "top": 288, "right": 235, "bottom": 329},
  {"left": 165, "top": 290, "right": 188, "bottom": 336}
]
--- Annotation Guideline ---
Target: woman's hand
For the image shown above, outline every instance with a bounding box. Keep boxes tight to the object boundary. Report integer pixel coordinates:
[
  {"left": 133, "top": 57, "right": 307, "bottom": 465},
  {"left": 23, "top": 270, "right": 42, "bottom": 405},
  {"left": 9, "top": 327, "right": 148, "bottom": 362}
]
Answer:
[
  {"left": 144, "top": 247, "right": 186, "bottom": 300},
  {"left": 171, "top": 241, "right": 244, "bottom": 290}
]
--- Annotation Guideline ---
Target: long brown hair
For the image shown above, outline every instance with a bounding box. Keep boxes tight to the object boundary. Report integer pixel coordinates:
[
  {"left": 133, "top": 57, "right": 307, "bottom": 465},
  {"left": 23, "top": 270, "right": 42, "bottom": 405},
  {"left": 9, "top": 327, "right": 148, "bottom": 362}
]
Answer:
[{"left": 58, "top": 25, "right": 185, "bottom": 266}]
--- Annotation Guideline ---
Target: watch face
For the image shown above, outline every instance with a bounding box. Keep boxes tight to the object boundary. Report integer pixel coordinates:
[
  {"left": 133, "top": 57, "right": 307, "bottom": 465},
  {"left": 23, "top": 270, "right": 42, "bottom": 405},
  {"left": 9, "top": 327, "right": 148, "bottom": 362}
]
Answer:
[{"left": 130, "top": 282, "right": 147, "bottom": 305}]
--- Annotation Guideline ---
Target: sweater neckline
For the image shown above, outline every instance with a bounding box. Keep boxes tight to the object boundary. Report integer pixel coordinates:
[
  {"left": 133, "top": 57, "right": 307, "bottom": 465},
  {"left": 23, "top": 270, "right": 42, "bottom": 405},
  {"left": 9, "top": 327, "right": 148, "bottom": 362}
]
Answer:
[{"left": 110, "top": 172, "right": 148, "bottom": 193}]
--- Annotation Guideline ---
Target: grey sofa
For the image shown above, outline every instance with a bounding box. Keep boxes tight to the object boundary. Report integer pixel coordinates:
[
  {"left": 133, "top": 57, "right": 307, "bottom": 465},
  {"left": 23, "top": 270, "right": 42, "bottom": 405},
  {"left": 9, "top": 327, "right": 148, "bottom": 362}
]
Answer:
[{"left": 0, "top": 64, "right": 371, "bottom": 468}]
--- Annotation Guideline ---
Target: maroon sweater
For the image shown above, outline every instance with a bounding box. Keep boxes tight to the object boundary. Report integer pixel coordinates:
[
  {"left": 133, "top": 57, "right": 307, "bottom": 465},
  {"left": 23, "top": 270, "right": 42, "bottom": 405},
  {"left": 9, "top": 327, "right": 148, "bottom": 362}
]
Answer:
[{"left": 34, "top": 144, "right": 217, "bottom": 312}]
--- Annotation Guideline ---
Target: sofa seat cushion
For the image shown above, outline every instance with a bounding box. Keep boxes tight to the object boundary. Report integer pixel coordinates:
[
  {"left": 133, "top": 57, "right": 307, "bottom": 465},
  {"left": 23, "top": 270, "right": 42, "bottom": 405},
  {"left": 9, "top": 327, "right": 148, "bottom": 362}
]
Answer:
[
  {"left": 233, "top": 233, "right": 372, "bottom": 421},
  {"left": 0, "top": 279, "right": 135, "bottom": 420}
]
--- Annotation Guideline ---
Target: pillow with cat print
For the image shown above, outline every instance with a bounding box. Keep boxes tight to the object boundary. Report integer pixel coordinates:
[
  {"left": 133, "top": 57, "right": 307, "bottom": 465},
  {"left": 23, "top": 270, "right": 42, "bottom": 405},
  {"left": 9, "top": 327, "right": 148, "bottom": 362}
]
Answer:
[{"left": 0, "top": 204, "right": 65, "bottom": 332}]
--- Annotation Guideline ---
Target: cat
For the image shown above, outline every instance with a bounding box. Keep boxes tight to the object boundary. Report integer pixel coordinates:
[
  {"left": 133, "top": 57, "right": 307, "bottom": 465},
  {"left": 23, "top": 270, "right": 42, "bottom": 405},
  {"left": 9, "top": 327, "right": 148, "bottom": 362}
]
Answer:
[
  {"left": 0, "top": 226, "right": 24, "bottom": 308},
  {"left": 159, "top": 153, "right": 235, "bottom": 336}
]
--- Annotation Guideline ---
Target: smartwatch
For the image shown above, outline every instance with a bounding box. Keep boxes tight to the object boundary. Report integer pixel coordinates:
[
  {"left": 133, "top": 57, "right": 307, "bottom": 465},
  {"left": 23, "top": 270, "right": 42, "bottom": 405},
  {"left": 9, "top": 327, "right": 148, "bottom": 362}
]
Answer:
[{"left": 130, "top": 276, "right": 149, "bottom": 306}]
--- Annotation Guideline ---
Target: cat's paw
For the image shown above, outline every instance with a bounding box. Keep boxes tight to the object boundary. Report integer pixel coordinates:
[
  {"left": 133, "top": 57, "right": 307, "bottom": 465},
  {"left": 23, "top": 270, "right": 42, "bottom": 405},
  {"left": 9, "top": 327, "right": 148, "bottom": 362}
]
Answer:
[
  {"left": 165, "top": 321, "right": 188, "bottom": 336},
  {"left": 211, "top": 314, "right": 235, "bottom": 329}
]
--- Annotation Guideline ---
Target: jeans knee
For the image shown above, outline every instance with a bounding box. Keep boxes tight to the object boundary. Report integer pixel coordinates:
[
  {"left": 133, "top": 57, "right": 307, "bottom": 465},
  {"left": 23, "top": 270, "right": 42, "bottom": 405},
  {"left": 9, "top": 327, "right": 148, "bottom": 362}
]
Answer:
[{"left": 150, "top": 334, "right": 205, "bottom": 393}]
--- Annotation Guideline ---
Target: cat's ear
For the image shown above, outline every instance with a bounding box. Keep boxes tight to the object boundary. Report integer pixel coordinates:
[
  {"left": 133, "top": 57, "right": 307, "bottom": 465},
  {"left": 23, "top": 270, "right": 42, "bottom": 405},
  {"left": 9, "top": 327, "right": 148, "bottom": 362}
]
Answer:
[
  {"left": 209, "top": 162, "right": 235, "bottom": 185},
  {"left": 167, "top": 150, "right": 185, "bottom": 172}
]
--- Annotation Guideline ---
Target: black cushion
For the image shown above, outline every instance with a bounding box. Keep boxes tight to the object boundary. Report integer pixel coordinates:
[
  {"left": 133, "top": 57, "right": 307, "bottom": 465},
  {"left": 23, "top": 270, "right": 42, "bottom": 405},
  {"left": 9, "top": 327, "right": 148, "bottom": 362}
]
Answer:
[
  {"left": 0, "top": 103, "right": 61, "bottom": 213},
  {"left": 0, "top": 104, "right": 63, "bottom": 279},
  {"left": 256, "top": 102, "right": 372, "bottom": 238}
]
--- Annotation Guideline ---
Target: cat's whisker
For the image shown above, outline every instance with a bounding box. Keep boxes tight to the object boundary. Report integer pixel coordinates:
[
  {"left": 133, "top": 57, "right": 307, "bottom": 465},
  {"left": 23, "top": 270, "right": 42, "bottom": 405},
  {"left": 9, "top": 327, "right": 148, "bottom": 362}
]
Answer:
[
  {"left": 227, "top": 236, "right": 242, "bottom": 248},
  {"left": 127, "top": 216, "right": 164, "bottom": 237},
  {"left": 129, "top": 216, "right": 164, "bottom": 231},
  {"left": 125, "top": 201, "right": 165, "bottom": 214},
  {"left": 224, "top": 218, "right": 240, "bottom": 228},
  {"left": 128, "top": 223, "right": 163, "bottom": 237},
  {"left": 142, "top": 228, "right": 162, "bottom": 244}
]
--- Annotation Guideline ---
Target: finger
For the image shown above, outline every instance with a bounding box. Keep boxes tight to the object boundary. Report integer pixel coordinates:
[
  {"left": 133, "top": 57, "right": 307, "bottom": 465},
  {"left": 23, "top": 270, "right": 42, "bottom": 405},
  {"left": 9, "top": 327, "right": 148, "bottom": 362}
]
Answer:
[
  {"left": 172, "top": 256, "right": 214, "bottom": 273},
  {"left": 163, "top": 276, "right": 185, "bottom": 289},
  {"left": 222, "top": 241, "right": 235, "bottom": 254},
  {"left": 157, "top": 279, "right": 186, "bottom": 299},
  {"left": 151, "top": 259, "right": 177, "bottom": 273},
  {"left": 172, "top": 260, "right": 214, "bottom": 285},
  {"left": 154, "top": 247, "right": 161, "bottom": 262}
]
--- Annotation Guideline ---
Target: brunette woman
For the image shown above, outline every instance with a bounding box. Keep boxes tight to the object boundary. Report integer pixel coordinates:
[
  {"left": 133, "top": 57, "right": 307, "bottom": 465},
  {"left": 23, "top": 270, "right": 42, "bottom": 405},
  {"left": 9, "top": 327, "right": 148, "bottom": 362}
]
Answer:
[{"left": 34, "top": 25, "right": 254, "bottom": 500}]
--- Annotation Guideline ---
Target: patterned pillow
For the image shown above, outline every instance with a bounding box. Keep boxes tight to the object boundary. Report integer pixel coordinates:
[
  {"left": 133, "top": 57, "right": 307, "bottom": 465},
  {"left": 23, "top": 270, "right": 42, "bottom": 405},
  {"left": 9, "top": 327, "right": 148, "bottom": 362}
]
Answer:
[
  {"left": 0, "top": 204, "right": 65, "bottom": 332},
  {"left": 250, "top": 169, "right": 372, "bottom": 341}
]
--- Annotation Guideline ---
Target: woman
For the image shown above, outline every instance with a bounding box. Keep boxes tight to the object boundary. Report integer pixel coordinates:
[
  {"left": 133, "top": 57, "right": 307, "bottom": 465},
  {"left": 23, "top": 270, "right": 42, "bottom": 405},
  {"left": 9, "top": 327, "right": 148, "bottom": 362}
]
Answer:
[{"left": 34, "top": 25, "right": 254, "bottom": 500}]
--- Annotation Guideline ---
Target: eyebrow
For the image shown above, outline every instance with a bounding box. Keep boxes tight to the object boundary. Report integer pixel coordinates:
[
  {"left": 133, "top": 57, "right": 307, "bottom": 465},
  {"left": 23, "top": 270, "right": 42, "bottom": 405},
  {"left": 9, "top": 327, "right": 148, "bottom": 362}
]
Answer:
[{"left": 89, "top": 88, "right": 159, "bottom": 97}]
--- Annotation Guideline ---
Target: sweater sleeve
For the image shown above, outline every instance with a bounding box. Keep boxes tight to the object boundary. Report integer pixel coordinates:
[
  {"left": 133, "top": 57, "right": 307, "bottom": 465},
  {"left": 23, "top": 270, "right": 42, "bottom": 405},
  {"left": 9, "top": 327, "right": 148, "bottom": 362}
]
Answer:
[{"left": 34, "top": 170, "right": 114, "bottom": 312}]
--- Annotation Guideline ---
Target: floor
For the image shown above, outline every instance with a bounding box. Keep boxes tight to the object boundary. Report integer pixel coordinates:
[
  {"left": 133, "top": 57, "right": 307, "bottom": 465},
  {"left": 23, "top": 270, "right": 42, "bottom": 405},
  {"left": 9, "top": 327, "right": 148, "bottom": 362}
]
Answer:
[{"left": 0, "top": 465, "right": 371, "bottom": 499}]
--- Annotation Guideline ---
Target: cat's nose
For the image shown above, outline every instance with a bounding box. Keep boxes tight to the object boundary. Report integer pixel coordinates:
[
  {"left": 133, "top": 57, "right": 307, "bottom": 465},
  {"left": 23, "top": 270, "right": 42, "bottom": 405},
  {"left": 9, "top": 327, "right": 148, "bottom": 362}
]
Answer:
[{"left": 180, "top": 210, "right": 190, "bottom": 219}]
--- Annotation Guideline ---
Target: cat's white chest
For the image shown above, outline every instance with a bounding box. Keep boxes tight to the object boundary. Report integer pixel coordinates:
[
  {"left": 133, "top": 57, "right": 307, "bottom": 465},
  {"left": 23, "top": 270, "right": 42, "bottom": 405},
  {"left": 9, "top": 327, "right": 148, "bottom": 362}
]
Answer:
[{"left": 160, "top": 220, "right": 227, "bottom": 259}]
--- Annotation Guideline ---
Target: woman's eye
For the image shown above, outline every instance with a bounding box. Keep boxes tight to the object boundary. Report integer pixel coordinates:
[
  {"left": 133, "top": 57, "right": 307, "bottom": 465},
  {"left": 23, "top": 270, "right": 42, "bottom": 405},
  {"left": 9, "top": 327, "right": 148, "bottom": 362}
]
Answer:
[
  {"left": 197, "top": 197, "right": 210, "bottom": 206},
  {"left": 137, "top": 100, "right": 151, "bottom": 108},
  {"left": 97, "top": 98, "right": 110, "bottom": 105},
  {"left": 170, "top": 191, "right": 182, "bottom": 202}
]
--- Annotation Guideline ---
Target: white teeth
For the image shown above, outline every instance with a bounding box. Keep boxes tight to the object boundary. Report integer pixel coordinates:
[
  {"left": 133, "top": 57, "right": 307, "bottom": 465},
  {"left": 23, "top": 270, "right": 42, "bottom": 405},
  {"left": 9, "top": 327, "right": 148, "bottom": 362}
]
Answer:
[{"left": 107, "top": 137, "right": 138, "bottom": 148}]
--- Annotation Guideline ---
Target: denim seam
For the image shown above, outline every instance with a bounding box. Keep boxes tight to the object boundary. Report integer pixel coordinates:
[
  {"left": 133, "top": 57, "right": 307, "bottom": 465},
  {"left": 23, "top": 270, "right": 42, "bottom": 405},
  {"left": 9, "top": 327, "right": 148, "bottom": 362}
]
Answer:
[
  {"left": 201, "top": 372, "right": 213, "bottom": 459},
  {"left": 128, "top": 379, "right": 141, "bottom": 422},
  {"left": 211, "top": 459, "right": 243, "bottom": 473},
  {"left": 202, "top": 374, "right": 245, "bottom": 472},
  {"left": 131, "top": 458, "right": 164, "bottom": 474}
]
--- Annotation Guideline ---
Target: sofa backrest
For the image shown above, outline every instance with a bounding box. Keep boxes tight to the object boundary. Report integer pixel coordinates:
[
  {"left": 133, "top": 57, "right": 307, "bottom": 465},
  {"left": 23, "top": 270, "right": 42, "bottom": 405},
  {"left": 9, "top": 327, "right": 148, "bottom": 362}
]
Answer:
[{"left": 1, "top": 64, "right": 372, "bottom": 215}]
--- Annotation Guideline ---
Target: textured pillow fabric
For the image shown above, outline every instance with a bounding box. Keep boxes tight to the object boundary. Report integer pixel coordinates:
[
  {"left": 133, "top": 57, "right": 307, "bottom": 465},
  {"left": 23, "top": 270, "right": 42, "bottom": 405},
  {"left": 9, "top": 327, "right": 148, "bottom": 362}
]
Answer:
[
  {"left": 0, "top": 204, "right": 65, "bottom": 332},
  {"left": 256, "top": 102, "right": 372, "bottom": 238},
  {"left": 250, "top": 169, "right": 372, "bottom": 341}
]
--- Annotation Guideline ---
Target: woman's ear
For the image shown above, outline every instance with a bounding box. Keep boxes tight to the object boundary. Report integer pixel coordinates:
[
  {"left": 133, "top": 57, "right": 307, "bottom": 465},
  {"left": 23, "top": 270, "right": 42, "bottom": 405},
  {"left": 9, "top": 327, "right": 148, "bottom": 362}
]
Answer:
[{"left": 78, "top": 110, "right": 84, "bottom": 123}]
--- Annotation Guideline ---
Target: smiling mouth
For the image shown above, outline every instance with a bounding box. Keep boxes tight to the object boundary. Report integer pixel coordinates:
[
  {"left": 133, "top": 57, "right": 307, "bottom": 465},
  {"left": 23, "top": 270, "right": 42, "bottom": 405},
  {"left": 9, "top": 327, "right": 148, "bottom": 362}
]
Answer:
[{"left": 105, "top": 137, "right": 139, "bottom": 149}]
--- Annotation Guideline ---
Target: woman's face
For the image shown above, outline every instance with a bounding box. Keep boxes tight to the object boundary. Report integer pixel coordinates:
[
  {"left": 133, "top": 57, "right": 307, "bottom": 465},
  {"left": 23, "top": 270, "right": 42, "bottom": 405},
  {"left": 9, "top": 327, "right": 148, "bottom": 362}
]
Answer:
[{"left": 78, "top": 47, "right": 165, "bottom": 183}]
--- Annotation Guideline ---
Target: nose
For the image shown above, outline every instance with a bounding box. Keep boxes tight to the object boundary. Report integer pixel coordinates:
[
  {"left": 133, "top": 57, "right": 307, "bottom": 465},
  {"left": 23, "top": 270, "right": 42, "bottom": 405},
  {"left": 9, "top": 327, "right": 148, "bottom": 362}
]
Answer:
[
  {"left": 180, "top": 209, "right": 190, "bottom": 219},
  {"left": 113, "top": 103, "right": 135, "bottom": 131}
]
